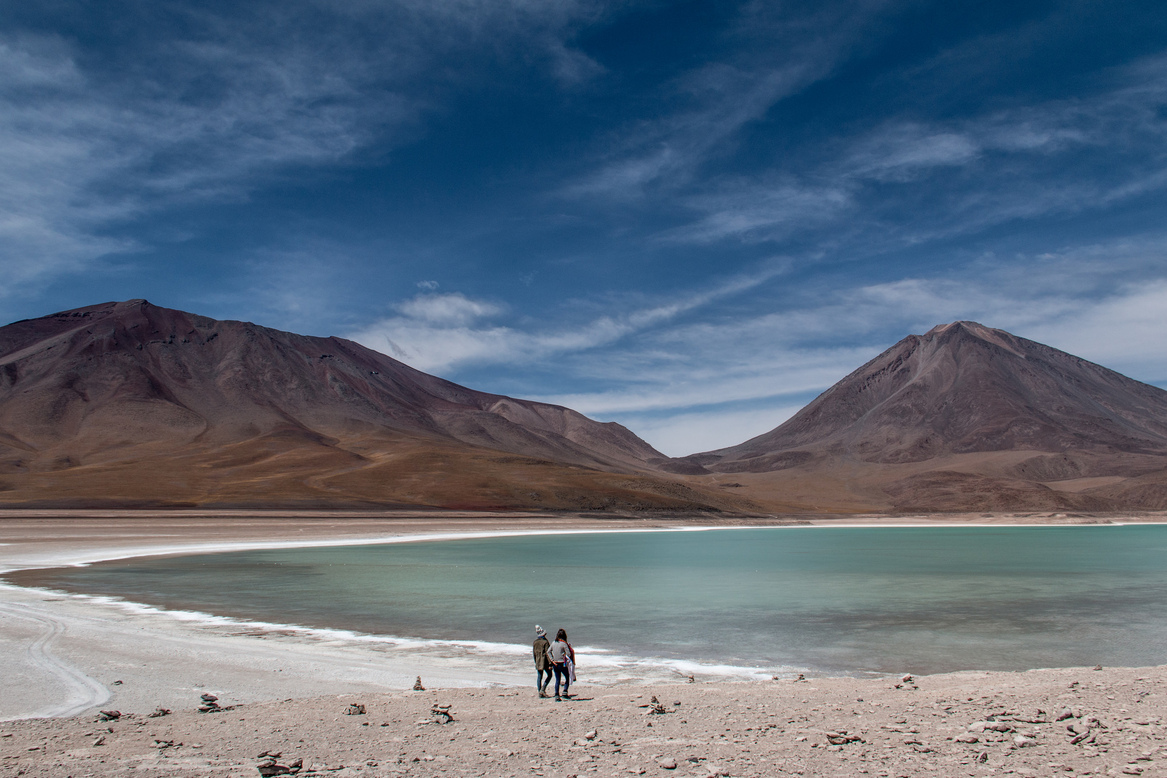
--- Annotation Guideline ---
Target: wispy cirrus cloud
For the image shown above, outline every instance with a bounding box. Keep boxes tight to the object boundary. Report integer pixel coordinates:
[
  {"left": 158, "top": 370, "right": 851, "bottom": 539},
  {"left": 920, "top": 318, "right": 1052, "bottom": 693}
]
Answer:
[
  {"left": 657, "top": 52, "right": 1167, "bottom": 249},
  {"left": 0, "top": 0, "right": 613, "bottom": 304},
  {"left": 347, "top": 263, "right": 789, "bottom": 373},
  {"left": 562, "top": 1, "right": 901, "bottom": 201}
]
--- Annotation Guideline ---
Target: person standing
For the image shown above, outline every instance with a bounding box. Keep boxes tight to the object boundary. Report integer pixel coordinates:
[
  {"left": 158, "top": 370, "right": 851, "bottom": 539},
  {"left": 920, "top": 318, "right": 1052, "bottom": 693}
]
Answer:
[
  {"left": 548, "top": 628, "right": 575, "bottom": 701},
  {"left": 532, "top": 626, "right": 552, "bottom": 698}
]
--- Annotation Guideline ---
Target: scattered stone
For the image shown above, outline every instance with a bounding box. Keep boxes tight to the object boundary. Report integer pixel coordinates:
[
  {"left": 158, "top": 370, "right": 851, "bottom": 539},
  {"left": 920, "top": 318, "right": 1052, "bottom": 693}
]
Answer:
[
  {"left": 976, "top": 751, "right": 988, "bottom": 763},
  {"left": 954, "top": 734, "right": 979, "bottom": 743},
  {"left": 112, "top": 680, "right": 123, "bottom": 685},
  {"left": 825, "top": 730, "right": 863, "bottom": 745},
  {"left": 1013, "top": 735, "right": 1037, "bottom": 748},
  {"left": 148, "top": 708, "right": 171, "bottom": 718},
  {"left": 431, "top": 704, "right": 455, "bottom": 724},
  {"left": 152, "top": 739, "right": 174, "bottom": 749},
  {"left": 1056, "top": 708, "right": 1074, "bottom": 721},
  {"left": 1094, "top": 665, "right": 1104, "bottom": 671},
  {"left": 98, "top": 710, "right": 121, "bottom": 721},
  {"left": 92, "top": 736, "right": 105, "bottom": 747},
  {"left": 413, "top": 677, "right": 426, "bottom": 691},
  {"left": 343, "top": 704, "right": 366, "bottom": 715},
  {"left": 1121, "top": 766, "right": 1144, "bottom": 776},
  {"left": 659, "top": 758, "right": 677, "bottom": 769}
]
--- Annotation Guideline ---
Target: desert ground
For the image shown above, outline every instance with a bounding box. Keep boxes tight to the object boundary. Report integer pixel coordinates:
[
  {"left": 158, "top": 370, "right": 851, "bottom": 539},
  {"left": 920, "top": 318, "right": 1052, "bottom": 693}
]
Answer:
[{"left": 2, "top": 510, "right": 1166, "bottom": 777}]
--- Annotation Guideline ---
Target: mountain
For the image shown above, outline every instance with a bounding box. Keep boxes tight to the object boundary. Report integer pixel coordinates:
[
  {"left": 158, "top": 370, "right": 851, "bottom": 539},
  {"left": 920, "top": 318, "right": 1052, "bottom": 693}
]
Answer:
[
  {"left": 0, "top": 300, "right": 743, "bottom": 511},
  {"left": 688, "top": 322, "right": 1167, "bottom": 512}
]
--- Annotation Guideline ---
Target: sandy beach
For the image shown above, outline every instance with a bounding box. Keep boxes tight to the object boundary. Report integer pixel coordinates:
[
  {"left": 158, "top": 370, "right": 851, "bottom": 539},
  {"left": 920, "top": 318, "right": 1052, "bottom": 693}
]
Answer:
[{"left": 2, "top": 510, "right": 1166, "bottom": 777}]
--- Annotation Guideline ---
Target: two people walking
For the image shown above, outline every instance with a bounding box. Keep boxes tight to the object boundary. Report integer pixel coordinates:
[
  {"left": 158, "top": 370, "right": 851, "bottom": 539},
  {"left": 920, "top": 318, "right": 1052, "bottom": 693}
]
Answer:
[{"left": 533, "top": 625, "right": 574, "bottom": 700}]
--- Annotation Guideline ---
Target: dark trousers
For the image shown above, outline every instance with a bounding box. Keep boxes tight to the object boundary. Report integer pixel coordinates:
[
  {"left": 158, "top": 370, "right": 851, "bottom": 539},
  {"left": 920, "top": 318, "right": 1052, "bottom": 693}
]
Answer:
[
  {"left": 537, "top": 666, "right": 552, "bottom": 692},
  {"left": 551, "top": 662, "right": 569, "bottom": 697}
]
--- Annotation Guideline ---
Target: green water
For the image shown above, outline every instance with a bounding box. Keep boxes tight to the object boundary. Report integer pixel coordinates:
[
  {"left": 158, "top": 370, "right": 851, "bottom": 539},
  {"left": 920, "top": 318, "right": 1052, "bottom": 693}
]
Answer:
[{"left": 16, "top": 525, "right": 1167, "bottom": 676}]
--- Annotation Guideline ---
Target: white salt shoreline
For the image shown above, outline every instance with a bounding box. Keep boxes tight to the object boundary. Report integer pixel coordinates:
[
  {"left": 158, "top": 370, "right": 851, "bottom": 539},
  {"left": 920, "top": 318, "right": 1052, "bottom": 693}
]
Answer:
[{"left": 6, "top": 516, "right": 1160, "bottom": 574}]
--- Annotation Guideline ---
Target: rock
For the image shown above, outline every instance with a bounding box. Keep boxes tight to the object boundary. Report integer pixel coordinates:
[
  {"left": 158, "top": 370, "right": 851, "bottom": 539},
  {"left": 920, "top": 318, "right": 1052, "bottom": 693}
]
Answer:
[
  {"left": 413, "top": 677, "right": 426, "bottom": 691},
  {"left": 343, "top": 704, "right": 366, "bottom": 715},
  {"left": 1121, "top": 767, "right": 1144, "bottom": 776},
  {"left": 585, "top": 730, "right": 597, "bottom": 740},
  {"left": 147, "top": 708, "right": 171, "bottom": 718},
  {"left": 98, "top": 710, "right": 121, "bottom": 721},
  {"left": 1093, "top": 665, "right": 1103, "bottom": 671},
  {"left": 431, "top": 704, "right": 455, "bottom": 724},
  {"left": 659, "top": 758, "right": 677, "bottom": 769},
  {"left": 92, "top": 736, "right": 105, "bottom": 747},
  {"left": 200, "top": 693, "right": 218, "bottom": 702},
  {"left": 902, "top": 674, "right": 913, "bottom": 683},
  {"left": 976, "top": 751, "right": 988, "bottom": 763},
  {"left": 955, "top": 734, "right": 979, "bottom": 743},
  {"left": 1056, "top": 708, "right": 1074, "bottom": 721},
  {"left": 825, "top": 731, "right": 863, "bottom": 745},
  {"left": 1013, "top": 735, "right": 1037, "bottom": 748}
]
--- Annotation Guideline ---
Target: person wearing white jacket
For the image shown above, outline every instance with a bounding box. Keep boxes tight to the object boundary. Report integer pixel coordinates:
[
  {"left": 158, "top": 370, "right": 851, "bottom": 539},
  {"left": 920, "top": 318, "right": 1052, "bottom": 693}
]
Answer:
[{"left": 546, "top": 628, "right": 575, "bottom": 701}]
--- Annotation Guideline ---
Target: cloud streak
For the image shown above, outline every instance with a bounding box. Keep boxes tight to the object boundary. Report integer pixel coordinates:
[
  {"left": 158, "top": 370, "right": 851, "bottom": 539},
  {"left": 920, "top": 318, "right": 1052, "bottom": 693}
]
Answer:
[{"left": 0, "top": 0, "right": 612, "bottom": 302}]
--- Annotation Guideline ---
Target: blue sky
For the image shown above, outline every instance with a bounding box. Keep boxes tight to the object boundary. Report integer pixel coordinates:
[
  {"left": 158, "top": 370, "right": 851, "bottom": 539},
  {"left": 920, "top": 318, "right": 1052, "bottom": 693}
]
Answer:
[{"left": 3, "top": 0, "right": 1167, "bottom": 455}]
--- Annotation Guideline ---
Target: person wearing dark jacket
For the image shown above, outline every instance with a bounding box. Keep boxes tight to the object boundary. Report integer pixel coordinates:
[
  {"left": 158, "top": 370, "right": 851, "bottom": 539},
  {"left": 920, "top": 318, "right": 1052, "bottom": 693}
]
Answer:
[{"left": 533, "top": 625, "right": 552, "bottom": 697}]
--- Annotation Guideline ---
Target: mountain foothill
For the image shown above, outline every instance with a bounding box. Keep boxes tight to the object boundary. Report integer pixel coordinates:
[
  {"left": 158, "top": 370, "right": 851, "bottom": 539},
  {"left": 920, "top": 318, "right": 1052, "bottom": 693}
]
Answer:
[{"left": 2, "top": 300, "right": 1166, "bottom": 513}]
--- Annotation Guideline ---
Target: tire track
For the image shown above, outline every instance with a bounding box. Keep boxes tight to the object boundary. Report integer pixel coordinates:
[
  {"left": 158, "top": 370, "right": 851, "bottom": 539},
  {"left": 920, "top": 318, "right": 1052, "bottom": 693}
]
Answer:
[{"left": 0, "top": 601, "right": 110, "bottom": 718}]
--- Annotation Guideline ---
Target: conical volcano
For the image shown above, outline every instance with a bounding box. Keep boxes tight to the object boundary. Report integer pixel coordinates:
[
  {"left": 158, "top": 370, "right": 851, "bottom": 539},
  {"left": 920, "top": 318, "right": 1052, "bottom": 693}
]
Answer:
[{"left": 690, "top": 322, "right": 1167, "bottom": 512}]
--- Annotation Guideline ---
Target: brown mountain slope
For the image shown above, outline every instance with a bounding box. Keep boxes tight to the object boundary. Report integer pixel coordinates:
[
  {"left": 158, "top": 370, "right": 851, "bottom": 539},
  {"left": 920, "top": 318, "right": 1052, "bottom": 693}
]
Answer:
[
  {"left": 688, "top": 321, "right": 1167, "bottom": 512},
  {"left": 0, "top": 300, "right": 744, "bottom": 511}
]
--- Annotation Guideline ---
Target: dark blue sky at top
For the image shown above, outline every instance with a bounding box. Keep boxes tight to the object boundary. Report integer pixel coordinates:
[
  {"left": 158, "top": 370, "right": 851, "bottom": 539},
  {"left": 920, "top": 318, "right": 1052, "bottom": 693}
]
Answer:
[{"left": 3, "top": 0, "right": 1167, "bottom": 454}]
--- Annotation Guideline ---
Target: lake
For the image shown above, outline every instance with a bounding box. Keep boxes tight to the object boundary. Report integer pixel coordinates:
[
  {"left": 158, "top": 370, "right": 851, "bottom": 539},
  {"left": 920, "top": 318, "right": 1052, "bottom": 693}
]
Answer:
[{"left": 11, "top": 525, "right": 1167, "bottom": 677}]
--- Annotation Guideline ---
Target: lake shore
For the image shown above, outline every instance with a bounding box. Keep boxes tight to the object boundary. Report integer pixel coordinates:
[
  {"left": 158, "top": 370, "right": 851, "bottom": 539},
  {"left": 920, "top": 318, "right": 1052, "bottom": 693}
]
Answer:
[
  {"left": 2, "top": 662, "right": 1164, "bottom": 777},
  {"left": 1, "top": 509, "right": 1166, "bottom": 777}
]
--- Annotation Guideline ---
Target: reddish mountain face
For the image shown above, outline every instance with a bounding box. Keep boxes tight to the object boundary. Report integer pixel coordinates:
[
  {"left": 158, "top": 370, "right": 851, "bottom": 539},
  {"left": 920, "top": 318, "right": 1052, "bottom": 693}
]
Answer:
[
  {"left": 688, "top": 322, "right": 1167, "bottom": 512},
  {"left": 0, "top": 300, "right": 733, "bottom": 510},
  {"left": 697, "top": 321, "right": 1167, "bottom": 470}
]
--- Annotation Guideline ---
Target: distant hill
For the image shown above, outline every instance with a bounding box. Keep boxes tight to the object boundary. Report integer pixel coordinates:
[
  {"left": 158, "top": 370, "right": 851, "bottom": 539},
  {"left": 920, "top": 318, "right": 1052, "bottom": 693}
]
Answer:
[
  {"left": 0, "top": 300, "right": 743, "bottom": 511},
  {"left": 687, "top": 322, "right": 1167, "bottom": 512}
]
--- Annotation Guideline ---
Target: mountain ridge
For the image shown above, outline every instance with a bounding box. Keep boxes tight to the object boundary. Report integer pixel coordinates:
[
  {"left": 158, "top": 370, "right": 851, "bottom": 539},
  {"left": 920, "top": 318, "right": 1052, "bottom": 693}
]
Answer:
[
  {"left": 0, "top": 300, "right": 744, "bottom": 511},
  {"left": 4, "top": 303, "right": 1167, "bottom": 513},
  {"left": 684, "top": 320, "right": 1167, "bottom": 512}
]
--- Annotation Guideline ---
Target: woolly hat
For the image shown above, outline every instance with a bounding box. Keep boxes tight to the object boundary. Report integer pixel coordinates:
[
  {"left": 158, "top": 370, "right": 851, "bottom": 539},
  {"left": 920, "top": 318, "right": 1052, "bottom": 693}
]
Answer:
[{"left": 535, "top": 625, "right": 546, "bottom": 636}]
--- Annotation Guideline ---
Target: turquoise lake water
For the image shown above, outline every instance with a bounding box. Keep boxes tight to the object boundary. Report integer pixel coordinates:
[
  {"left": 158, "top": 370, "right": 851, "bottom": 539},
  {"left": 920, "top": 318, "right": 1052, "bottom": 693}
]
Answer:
[{"left": 15, "top": 525, "right": 1167, "bottom": 676}]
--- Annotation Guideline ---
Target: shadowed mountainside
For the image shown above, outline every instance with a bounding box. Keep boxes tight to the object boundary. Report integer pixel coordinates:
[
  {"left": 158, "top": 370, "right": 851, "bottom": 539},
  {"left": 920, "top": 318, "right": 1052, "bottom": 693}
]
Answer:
[
  {"left": 688, "top": 322, "right": 1167, "bottom": 512},
  {"left": 0, "top": 300, "right": 746, "bottom": 511}
]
